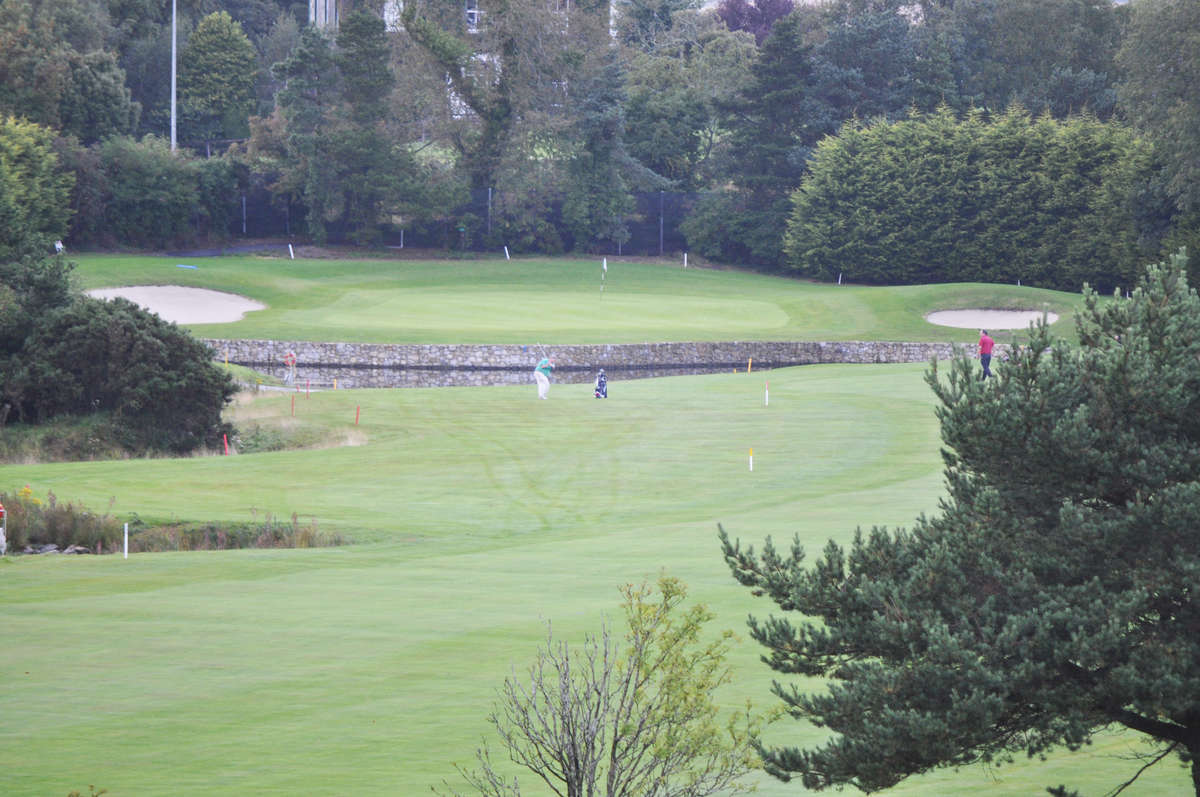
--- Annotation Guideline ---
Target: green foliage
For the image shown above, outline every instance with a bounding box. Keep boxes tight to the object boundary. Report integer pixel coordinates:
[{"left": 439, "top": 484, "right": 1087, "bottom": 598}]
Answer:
[
  {"left": 950, "top": 0, "right": 1122, "bottom": 118},
  {"left": 562, "top": 54, "right": 638, "bottom": 252},
  {"left": 180, "top": 11, "right": 258, "bottom": 141},
  {"left": 96, "top": 135, "right": 197, "bottom": 245},
  {"left": 63, "top": 134, "right": 236, "bottom": 248},
  {"left": 720, "top": 250, "right": 1200, "bottom": 794},
  {"left": 701, "top": 10, "right": 813, "bottom": 267},
  {"left": 624, "top": 14, "right": 756, "bottom": 191},
  {"left": 336, "top": 9, "right": 394, "bottom": 126},
  {"left": 0, "top": 412, "right": 130, "bottom": 462},
  {"left": 1117, "top": 0, "right": 1200, "bottom": 214},
  {"left": 0, "top": 484, "right": 123, "bottom": 553},
  {"left": 0, "top": 484, "right": 344, "bottom": 553},
  {"left": 269, "top": 12, "right": 450, "bottom": 244},
  {"left": 124, "top": 512, "right": 344, "bottom": 552},
  {"left": 444, "top": 576, "right": 761, "bottom": 797},
  {"left": 0, "top": 116, "right": 75, "bottom": 259},
  {"left": 8, "top": 296, "right": 235, "bottom": 453},
  {"left": 59, "top": 49, "right": 140, "bottom": 144},
  {"left": 784, "top": 106, "right": 1155, "bottom": 290},
  {"left": 0, "top": 0, "right": 135, "bottom": 143}
]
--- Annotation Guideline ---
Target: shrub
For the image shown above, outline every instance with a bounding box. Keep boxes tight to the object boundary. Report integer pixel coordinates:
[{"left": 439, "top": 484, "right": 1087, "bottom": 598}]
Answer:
[
  {"left": 0, "top": 485, "right": 122, "bottom": 552},
  {"left": 9, "top": 295, "right": 235, "bottom": 453},
  {"left": 125, "top": 513, "right": 344, "bottom": 552},
  {"left": 2, "top": 488, "right": 345, "bottom": 554}
]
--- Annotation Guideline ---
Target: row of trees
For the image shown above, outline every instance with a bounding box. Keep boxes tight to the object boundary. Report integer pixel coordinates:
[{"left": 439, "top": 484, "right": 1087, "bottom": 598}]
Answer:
[{"left": 1, "top": 0, "right": 1197, "bottom": 285}]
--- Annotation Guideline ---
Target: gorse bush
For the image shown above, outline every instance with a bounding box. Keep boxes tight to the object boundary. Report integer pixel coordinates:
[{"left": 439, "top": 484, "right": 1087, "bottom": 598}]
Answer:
[{"left": 4, "top": 295, "right": 236, "bottom": 453}]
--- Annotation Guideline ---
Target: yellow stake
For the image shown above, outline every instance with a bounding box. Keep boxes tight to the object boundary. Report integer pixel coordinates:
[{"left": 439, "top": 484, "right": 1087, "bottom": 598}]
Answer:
[
  {"left": 334, "top": 378, "right": 338, "bottom": 390},
  {"left": 748, "top": 357, "right": 753, "bottom": 373}
]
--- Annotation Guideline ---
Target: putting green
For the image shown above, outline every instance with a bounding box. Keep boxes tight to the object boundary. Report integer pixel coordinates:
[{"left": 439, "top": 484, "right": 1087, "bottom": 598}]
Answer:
[
  {"left": 278, "top": 289, "right": 789, "bottom": 336},
  {"left": 68, "top": 254, "right": 1084, "bottom": 344}
]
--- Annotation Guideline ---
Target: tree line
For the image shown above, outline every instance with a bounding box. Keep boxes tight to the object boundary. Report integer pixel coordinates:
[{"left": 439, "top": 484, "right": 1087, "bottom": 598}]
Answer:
[{"left": 0, "top": 0, "right": 1196, "bottom": 285}]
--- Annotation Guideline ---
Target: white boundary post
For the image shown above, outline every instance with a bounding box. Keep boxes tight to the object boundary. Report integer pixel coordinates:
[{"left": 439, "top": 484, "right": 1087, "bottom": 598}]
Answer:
[{"left": 124, "top": 523, "right": 128, "bottom": 559}]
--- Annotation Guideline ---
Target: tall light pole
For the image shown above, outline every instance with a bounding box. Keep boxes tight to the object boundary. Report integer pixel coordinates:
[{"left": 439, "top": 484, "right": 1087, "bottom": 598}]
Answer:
[{"left": 170, "top": 0, "right": 177, "bottom": 151}]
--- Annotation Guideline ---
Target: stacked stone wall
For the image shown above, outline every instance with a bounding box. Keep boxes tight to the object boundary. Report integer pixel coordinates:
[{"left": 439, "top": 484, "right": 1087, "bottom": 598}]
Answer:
[{"left": 205, "top": 339, "right": 1001, "bottom": 388}]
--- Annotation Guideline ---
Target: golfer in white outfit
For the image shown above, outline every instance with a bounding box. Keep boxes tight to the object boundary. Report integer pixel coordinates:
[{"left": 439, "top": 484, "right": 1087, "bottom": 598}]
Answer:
[{"left": 534, "top": 356, "right": 553, "bottom": 399}]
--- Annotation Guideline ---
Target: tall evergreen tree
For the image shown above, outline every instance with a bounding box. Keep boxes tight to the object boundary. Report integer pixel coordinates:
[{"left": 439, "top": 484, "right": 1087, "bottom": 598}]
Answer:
[
  {"left": 687, "top": 9, "right": 812, "bottom": 267},
  {"left": 1117, "top": 0, "right": 1200, "bottom": 214},
  {"left": 180, "top": 10, "right": 258, "bottom": 141},
  {"left": 562, "top": 53, "right": 639, "bottom": 252},
  {"left": 721, "top": 250, "right": 1200, "bottom": 795}
]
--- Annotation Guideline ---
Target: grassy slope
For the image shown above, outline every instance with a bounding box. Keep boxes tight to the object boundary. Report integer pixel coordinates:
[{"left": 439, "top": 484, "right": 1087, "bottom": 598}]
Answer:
[
  {"left": 69, "top": 253, "right": 1081, "bottom": 345},
  {"left": 0, "top": 365, "right": 1186, "bottom": 796}
]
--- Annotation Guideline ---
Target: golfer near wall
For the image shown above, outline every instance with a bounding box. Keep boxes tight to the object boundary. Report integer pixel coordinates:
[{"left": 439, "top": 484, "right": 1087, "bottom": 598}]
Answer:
[{"left": 534, "top": 356, "right": 554, "bottom": 399}]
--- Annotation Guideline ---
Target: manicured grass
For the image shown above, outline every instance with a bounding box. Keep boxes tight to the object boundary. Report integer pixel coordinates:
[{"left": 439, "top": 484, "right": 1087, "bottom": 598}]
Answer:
[
  {"left": 70, "top": 253, "right": 1083, "bottom": 345},
  {"left": 0, "top": 365, "right": 1185, "bottom": 796}
]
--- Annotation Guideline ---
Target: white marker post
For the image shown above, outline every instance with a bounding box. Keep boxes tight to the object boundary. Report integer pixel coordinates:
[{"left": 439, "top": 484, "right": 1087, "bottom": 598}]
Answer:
[
  {"left": 288, "top": 243, "right": 295, "bottom": 260},
  {"left": 504, "top": 245, "right": 510, "bottom": 260},
  {"left": 683, "top": 252, "right": 688, "bottom": 269},
  {"left": 765, "top": 380, "right": 769, "bottom": 407},
  {"left": 749, "top": 448, "right": 754, "bottom": 472},
  {"left": 123, "top": 522, "right": 128, "bottom": 559}
]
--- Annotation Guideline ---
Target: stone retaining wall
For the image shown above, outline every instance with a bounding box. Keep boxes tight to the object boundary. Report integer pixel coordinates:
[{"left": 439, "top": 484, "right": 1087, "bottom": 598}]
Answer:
[{"left": 205, "top": 339, "right": 999, "bottom": 388}]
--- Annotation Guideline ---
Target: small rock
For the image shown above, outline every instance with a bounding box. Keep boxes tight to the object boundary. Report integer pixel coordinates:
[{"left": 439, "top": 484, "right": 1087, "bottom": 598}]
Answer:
[{"left": 37, "top": 544, "right": 60, "bottom": 554}]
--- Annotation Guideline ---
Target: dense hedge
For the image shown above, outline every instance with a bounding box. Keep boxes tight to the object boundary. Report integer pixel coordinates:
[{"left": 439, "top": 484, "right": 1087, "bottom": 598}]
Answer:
[
  {"left": 784, "top": 107, "right": 1158, "bottom": 291},
  {"left": 58, "top": 134, "right": 239, "bottom": 248},
  {"left": 6, "top": 295, "right": 235, "bottom": 452}
]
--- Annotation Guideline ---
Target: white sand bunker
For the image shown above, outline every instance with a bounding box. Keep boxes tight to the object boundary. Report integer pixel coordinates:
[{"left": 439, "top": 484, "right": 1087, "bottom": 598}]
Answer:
[
  {"left": 926, "top": 309, "right": 1058, "bottom": 329},
  {"left": 86, "top": 285, "right": 265, "bottom": 324}
]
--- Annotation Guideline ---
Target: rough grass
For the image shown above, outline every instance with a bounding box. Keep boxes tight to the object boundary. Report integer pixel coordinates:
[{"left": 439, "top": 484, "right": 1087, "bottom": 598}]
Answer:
[{"left": 0, "top": 365, "right": 1186, "bottom": 796}]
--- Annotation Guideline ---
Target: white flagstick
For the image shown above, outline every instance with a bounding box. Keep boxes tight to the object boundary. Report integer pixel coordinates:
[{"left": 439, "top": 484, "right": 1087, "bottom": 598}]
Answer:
[{"left": 765, "top": 380, "right": 769, "bottom": 407}]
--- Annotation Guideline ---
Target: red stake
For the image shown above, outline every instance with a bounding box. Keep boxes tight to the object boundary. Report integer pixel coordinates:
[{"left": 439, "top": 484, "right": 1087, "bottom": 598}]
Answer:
[
  {"left": 223, "top": 433, "right": 229, "bottom": 455},
  {"left": 355, "top": 405, "right": 360, "bottom": 425}
]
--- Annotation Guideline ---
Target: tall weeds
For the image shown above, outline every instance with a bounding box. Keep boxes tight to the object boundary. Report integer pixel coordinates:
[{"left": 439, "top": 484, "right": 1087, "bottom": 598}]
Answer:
[{"left": 1, "top": 486, "right": 344, "bottom": 553}]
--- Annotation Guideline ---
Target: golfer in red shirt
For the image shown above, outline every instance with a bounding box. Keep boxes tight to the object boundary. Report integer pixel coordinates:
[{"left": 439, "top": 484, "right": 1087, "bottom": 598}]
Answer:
[{"left": 979, "top": 329, "right": 995, "bottom": 379}]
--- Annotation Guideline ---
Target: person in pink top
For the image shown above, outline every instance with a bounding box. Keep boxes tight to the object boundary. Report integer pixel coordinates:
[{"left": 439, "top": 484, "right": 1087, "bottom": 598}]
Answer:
[{"left": 978, "top": 329, "right": 995, "bottom": 379}]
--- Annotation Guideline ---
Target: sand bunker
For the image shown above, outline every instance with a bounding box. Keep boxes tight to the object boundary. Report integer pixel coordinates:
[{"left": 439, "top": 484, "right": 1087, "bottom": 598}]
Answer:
[
  {"left": 86, "top": 285, "right": 265, "bottom": 324},
  {"left": 926, "top": 309, "right": 1058, "bottom": 329}
]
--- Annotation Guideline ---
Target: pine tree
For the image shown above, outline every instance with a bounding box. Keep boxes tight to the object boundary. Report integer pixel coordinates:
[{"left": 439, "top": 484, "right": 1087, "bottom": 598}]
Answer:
[{"left": 721, "top": 249, "right": 1200, "bottom": 795}]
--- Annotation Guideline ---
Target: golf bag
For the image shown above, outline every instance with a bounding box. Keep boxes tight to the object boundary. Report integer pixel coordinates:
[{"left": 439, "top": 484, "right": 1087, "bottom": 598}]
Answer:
[{"left": 594, "top": 369, "right": 608, "bottom": 398}]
